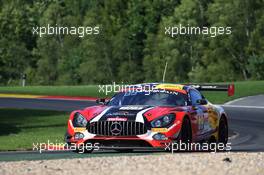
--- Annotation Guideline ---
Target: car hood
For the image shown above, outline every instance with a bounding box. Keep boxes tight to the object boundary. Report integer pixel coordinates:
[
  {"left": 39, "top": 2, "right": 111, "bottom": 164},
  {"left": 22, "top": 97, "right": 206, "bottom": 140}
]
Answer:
[{"left": 87, "top": 105, "right": 186, "bottom": 122}]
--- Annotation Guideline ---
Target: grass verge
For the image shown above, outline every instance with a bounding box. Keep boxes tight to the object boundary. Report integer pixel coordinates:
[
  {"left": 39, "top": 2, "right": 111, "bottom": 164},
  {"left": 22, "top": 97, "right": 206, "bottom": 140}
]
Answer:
[
  {"left": 0, "top": 85, "right": 102, "bottom": 97},
  {"left": 203, "top": 81, "right": 264, "bottom": 103},
  {"left": 0, "top": 81, "right": 263, "bottom": 104},
  {"left": 0, "top": 109, "right": 68, "bottom": 151}
]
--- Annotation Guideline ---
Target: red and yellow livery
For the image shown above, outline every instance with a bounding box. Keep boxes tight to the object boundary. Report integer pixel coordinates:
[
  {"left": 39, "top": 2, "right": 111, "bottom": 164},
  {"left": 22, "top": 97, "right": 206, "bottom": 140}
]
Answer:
[{"left": 65, "top": 83, "right": 234, "bottom": 152}]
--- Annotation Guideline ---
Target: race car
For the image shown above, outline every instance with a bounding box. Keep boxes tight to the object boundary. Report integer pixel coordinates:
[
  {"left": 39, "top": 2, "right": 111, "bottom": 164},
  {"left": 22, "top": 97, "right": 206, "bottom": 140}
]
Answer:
[{"left": 65, "top": 83, "right": 234, "bottom": 153}]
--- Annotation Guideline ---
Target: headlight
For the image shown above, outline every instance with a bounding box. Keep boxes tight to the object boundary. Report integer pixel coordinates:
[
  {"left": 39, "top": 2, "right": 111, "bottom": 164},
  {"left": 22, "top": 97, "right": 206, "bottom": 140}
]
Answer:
[
  {"left": 74, "top": 132, "right": 84, "bottom": 140},
  {"left": 154, "top": 120, "right": 162, "bottom": 127},
  {"left": 151, "top": 113, "right": 175, "bottom": 128},
  {"left": 73, "top": 113, "right": 87, "bottom": 127}
]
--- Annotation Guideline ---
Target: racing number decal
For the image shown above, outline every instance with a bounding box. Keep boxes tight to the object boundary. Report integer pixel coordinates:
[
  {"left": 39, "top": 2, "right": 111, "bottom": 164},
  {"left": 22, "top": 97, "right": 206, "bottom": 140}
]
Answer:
[{"left": 197, "top": 109, "right": 204, "bottom": 131}]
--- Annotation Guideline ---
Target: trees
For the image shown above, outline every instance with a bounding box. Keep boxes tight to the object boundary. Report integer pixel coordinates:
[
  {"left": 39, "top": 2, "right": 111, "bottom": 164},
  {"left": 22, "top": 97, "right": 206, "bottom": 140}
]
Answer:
[
  {"left": 203, "top": 0, "right": 264, "bottom": 81},
  {"left": 0, "top": 1, "right": 36, "bottom": 85},
  {"left": 144, "top": 0, "right": 210, "bottom": 82},
  {"left": 0, "top": 0, "right": 263, "bottom": 85}
]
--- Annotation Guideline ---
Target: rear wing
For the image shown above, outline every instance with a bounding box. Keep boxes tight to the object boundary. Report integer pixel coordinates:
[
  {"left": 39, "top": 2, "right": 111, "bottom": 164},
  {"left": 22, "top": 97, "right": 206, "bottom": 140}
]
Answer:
[{"left": 187, "top": 84, "right": 235, "bottom": 96}]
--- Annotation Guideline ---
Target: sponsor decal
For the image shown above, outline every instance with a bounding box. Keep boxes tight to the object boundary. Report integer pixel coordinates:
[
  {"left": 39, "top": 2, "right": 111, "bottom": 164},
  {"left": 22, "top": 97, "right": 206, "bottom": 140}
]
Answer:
[
  {"left": 114, "top": 111, "right": 129, "bottom": 115},
  {"left": 106, "top": 111, "right": 133, "bottom": 116},
  {"left": 107, "top": 118, "right": 128, "bottom": 121},
  {"left": 119, "top": 106, "right": 145, "bottom": 110},
  {"left": 151, "top": 128, "right": 168, "bottom": 133},
  {"left": 156, "top": 84, "right": 184, "bottom": 90},
  {"left": 74, "top": 127, "right": 86, "bottom": 132}
]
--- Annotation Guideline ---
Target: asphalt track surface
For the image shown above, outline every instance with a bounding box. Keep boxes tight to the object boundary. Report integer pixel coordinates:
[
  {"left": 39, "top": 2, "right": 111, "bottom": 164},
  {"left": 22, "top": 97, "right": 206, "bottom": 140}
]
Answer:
[{"left": 0, "top": 95, "right": 264, "bottom": 161}]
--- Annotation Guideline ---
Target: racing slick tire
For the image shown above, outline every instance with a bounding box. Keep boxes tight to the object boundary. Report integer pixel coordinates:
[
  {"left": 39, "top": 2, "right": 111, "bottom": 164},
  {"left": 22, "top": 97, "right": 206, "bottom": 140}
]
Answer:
[
  {"left": 178, "top": 117, "right": 192, "bottom": 144},
  {"left": 169, "top": 117, "right": 192, "bottom": 152},
  {"left": 206, "top": 117, "right": 228, "bottom": 152},
  {"left": 218, "top": 117, "right": 228, "bottom": 145}
]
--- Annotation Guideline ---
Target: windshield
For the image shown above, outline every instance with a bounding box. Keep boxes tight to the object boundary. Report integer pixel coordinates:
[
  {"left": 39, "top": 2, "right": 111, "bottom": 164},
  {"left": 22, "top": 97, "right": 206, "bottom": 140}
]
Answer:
[{"left": 107, "top": 90, "right": 188, "bottom": 106}]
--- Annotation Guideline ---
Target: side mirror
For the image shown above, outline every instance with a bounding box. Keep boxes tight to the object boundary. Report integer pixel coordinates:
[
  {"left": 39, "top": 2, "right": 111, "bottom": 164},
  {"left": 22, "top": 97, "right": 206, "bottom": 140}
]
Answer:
[
  {"left": 196, "top": 99, "right": 207, "bottom": 105},
  {"left": 96, "top": 98, "right": 106, "bottom": 105}
]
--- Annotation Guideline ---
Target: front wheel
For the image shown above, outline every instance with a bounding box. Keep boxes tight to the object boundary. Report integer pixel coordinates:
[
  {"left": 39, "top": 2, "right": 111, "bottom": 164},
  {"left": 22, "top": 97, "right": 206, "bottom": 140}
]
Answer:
[{"left": 178, "top": 117, "right": 192, "bottom": 144}]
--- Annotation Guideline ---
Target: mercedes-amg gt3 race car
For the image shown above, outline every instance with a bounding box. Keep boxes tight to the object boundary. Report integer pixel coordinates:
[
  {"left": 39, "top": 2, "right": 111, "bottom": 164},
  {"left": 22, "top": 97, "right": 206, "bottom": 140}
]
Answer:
[{"left": 65, "top": 83, "right": 234, "bottom": 153}]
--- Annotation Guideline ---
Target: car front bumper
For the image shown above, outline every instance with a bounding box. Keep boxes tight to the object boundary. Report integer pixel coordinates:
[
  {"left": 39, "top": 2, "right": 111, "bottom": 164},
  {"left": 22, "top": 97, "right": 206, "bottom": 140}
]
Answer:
[{"left": 66, "top": 120, "right": 181, "bottom": 149}]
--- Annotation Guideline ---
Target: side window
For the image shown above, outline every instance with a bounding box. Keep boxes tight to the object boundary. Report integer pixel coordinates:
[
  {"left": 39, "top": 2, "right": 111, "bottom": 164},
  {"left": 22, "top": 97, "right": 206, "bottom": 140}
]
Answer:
[{"left": 190, "top": 90, "right": 202, "bottom": 105}]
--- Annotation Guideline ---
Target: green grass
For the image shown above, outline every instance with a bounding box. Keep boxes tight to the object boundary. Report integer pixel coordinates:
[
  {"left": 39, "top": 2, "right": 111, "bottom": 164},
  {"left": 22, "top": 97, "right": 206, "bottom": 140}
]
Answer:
[
  {"left": 203, "top": 81, "right": 264, "bottom": 103},
  {"left": 0, "top": 81, "right": 264, "bottom": 103},
  {"left": 0, "top": 81, "right": 263, "bottom": 151},
  {"left": 0, "top": 85, "right": 105, "bottom": 97},
  {"left": 0, "top": 109, "right": 68, "bottom": 151}
]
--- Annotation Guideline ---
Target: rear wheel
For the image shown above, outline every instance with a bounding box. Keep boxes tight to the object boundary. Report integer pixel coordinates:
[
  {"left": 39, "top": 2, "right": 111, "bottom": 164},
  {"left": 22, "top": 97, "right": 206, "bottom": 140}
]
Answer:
[{"left": 218, "top": 117, "right": 228, "bottom": 145}]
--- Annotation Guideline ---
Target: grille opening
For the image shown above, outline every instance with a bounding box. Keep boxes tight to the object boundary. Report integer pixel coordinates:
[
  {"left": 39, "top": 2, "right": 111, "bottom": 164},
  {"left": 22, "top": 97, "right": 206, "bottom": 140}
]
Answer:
[{"left": 87, "top": 121, "right": 147, "bottom": 136}]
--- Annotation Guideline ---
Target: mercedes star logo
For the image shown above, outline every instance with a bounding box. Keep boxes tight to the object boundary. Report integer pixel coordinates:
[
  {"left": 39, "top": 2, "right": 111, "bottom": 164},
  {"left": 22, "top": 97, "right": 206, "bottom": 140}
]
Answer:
[{"left": 110, "top": 122, "right": 122, "bottom": 135}]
